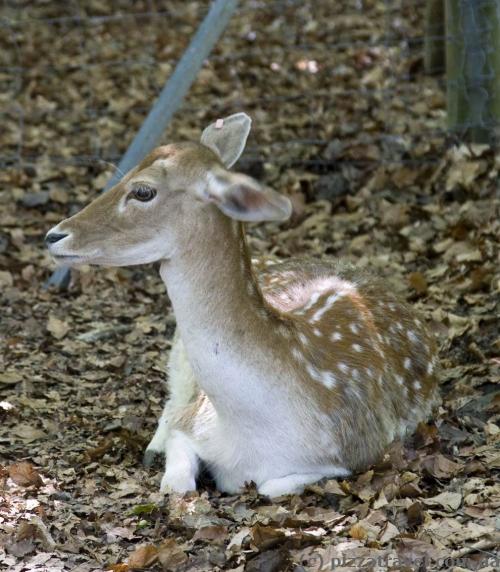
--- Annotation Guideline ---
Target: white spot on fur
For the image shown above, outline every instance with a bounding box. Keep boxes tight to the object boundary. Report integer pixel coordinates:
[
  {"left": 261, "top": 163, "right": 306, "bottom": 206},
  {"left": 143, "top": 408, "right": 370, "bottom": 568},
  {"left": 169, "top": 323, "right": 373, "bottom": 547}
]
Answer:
[
  {"left": 265, "top": 275, "right": 356, "bottom": 313},
  {"left": 303, "top": 291, "right": 322, "bottom": 312},
  {"left": 331, "top": 332, "right": 343, "bottom": 342},
  {"left": 395, "top": 375, "right": 404, "bottom": 385},
  {"left": 352, "top": 369, "right": 360, "bottom": 381},
  {"left": 319, "top": 370, "right": 337, "bottom": 389},
  {"left": 291, "top": 347, "right": 303, "bottom": 362},
  {"left": 306, "top": 364, "right": 326, "bottom": 385},
  {"left": 352, "top": 343, "right": 362, "bottom": 353},
  {"left": 338, "top": 362, "right": 349, "bottom": 374},
  {"left": 313, "top": 328, "right": 322, "bottom": 337},
  {"left": 298, "top": 332, "right": 308, "bottom": 345},
  {"left": 407, "top": 330, "right": 418, "bottom": 343},
  {"left": 311, "top": 292, "right": 343, "bottom": 322},
  {"left": 414, "top": 381, "right": 422, "bottom": 390},
  {"left": 404, "top": 357, "right": 412, "bottom": 370},
  {"left": 350, "top": 323, "right": 360, "bottom": 334}
]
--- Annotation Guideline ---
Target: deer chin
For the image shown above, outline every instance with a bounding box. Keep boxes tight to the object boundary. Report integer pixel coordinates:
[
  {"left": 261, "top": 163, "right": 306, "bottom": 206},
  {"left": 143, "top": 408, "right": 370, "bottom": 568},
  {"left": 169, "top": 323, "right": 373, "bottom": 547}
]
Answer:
[{"left": 50, "top": 249, "right": 101, "bottom": 267}]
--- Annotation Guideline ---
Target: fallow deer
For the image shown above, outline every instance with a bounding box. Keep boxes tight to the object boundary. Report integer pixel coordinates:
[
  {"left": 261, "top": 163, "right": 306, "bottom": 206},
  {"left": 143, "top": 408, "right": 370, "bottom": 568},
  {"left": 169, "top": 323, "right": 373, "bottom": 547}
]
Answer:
[{"left": 46, "top": 113, "right": 440, "bottom": 497}]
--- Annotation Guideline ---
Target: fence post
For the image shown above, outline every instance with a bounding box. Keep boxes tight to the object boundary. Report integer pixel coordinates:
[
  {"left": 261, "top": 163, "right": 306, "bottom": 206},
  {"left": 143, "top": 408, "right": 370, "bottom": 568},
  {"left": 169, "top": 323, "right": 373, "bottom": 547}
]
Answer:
[
  {"left": 45, "top": 0, "right": 240, "bottom": 289},
  {"left": 446, "top": 0, "right": 500, "bottom": 144},
  {"left": 424, "top": 0, "right": 445, "bottom": 74}
]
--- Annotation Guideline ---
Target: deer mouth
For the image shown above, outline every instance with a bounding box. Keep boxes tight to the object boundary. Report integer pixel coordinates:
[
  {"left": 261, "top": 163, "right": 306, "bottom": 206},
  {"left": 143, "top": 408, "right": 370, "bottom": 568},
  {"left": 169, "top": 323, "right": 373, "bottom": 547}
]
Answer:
[{"left": 50, "top": 250, "right": 100, "bottom": 266}]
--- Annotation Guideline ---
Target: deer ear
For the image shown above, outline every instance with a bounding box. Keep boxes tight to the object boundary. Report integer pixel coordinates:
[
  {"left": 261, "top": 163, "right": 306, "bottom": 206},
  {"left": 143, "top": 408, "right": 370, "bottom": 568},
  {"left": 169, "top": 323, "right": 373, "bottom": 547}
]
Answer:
[
  {"left": 204, "top": 170, "right": 292, "bottom": 223},
  {"left": 200, "top": 113, "right": 251, "bottom": 168}
]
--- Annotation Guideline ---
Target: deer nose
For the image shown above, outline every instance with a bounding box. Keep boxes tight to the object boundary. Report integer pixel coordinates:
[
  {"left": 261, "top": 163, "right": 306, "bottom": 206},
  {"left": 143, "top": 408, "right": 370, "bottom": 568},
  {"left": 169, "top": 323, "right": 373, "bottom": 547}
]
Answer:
[{"left": 45, "top": 232, "right": 68, "bottom": 245}]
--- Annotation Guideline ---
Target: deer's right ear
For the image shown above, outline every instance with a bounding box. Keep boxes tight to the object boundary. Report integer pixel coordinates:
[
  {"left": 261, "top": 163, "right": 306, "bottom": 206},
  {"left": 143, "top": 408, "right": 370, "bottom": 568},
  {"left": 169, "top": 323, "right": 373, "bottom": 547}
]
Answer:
[{"left": 200, "top": 113, "right": 251, "bottom": 168}]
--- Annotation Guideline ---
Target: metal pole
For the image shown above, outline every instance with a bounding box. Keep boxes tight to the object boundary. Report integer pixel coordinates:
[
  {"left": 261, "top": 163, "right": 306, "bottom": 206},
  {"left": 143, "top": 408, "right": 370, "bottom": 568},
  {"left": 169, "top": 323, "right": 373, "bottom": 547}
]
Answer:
[{"left": 46, "top": 0, "right": 240, "bottom": 288}]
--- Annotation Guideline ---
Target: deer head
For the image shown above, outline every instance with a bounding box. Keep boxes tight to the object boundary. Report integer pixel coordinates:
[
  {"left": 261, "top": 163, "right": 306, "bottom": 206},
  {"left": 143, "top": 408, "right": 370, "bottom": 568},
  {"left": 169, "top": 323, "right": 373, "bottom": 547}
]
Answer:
[{"left": 46, "top": 113, "right": 291, "bottom": 267}]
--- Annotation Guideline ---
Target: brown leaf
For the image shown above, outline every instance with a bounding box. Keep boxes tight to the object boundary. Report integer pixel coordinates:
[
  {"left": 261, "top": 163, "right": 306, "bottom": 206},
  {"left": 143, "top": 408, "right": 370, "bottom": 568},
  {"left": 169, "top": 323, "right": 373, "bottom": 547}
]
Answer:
[
  {"left": 0, "top": 270, "right": 14, "bottom": 287},
  {"left": 127, "top": 544, "right": 158, "bottom": 570},
  {"left": 349, "top": 523, "right": 367, "bottom": 540},
  {"left": 408, "top": 271, "right": 428, "bottom": 295},
  {"left": 407, "top": 502, "right": 425, "bottom": 527},
  {"left": 413, "top": 422, "right": 439, "bottom": 448},
  {"left": 47, "top": 315, "right": 70, "bottom": 339},
  {"left": 396, "top": 538, "right": 443, "bottom": 561},
  {"left": 157, "top": 538, "right": 187, "bottom": 570},
  {"left": 0, "top": 372, "right": 22, "bottom": 385},
  {"left": 12, "top": 424, "right": 47, "bottom": 442},
  {"left": 422, "top": 491, "right": 462, "bottom": 512},
  {"left": 192, "top": 525, "right": 228, "bottom": 544},
  {"left": 9, "top": 462, "right": 43, "bottom": 488},
  {"left": 422, "top": 454, "right": 462, "bottom": 479},
  {"left": 107, "top": 565, "right": 129, "bottom": 572},
  {"left": 250, "top": 524, "right": 286, "bottom": 551},
  {"left": 323, "top": 479, "right": 348, "bottom": 496},
  {"left": 392, "top": 168, "right": 419, "bottom": 189},
  {"left": 378, "top": 521, "right": 400, "bottom": 544},
  {"left": 245, "top": 547, "right": 290, "bottom": 572},
  {"left": 84, "top": 438, "right": 113, "bottom": 462}
]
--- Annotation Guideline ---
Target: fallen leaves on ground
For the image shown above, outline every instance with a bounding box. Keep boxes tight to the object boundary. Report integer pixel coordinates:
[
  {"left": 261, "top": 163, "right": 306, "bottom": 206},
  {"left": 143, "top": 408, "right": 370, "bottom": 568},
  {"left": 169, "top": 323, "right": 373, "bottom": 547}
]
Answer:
[{"left": 1, "top": 0, "right": 499, "bottom": 570}]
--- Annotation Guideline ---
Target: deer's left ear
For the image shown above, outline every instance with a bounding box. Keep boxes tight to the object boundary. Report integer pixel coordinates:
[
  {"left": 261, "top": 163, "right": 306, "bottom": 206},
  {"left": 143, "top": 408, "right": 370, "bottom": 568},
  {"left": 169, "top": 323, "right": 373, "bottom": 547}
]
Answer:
[
  {"left": 200, "top": 113, "right": 251, "bottom": 168},
  {"left": 203, "top": 170, "right": 292, "bottom": 223}
]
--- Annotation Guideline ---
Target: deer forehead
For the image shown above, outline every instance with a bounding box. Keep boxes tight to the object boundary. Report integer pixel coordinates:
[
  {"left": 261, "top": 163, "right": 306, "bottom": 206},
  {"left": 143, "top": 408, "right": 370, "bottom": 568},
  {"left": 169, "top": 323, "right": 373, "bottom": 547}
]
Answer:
[{"left": 131, "top": 143, "right": 220, "bottom": 189}]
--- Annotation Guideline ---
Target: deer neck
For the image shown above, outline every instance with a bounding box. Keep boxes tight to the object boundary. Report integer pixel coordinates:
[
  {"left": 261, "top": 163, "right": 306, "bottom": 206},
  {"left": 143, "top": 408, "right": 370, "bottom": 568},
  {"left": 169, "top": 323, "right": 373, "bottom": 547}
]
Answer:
[{"left": 159, "top": 208, "right": 274, "bottom": 411}]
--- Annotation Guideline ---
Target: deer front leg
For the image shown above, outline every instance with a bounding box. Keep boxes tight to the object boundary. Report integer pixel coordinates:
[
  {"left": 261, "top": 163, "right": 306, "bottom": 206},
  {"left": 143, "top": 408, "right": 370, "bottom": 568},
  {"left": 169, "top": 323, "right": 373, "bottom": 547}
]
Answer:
[
  {"left": 143, "top": 399, "right": 172, "bottom": 467},
  {"left": 160, "top": 430, "right": 199, "bottom": 494},
  {"left": 144, "top": 331, "right": 198, "bottom": 467}
]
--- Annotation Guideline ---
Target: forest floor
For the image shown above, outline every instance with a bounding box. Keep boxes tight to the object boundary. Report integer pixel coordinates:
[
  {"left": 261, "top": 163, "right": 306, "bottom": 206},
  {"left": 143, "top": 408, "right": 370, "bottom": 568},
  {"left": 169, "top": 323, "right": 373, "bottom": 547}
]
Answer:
[{"left": 0, "top": 1, "right": 499, "bottom": 571}]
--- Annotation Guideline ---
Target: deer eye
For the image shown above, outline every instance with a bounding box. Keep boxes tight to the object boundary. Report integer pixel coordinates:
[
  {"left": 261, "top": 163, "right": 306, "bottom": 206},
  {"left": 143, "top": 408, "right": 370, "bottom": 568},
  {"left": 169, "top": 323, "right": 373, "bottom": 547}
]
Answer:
[{"left": 131, "top": 184, "right": 157, "bottom": 202}]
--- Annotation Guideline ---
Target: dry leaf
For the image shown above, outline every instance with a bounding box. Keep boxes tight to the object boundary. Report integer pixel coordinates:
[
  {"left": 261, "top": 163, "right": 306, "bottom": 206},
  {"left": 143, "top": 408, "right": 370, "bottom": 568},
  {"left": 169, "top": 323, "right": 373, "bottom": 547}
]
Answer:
[
  {"left": 408, "top": 271, "right": 428, "bottom": 295},
  {"left": 9, "top": 462, "right": 43, "bottom": 488},
  {"left": 422, "top": 454, "right": 462, "bottom": 479},
  {"left": 0, "top": 270, "right": 14, "bottom": 287},
  {"left": 12, "top": 424, "right": 47, "bottom": 442},
  {"left": 378, "top": 521, "right": 400, "bottom": 544},
  {"left": 422, "top": 491, "right": 462, "bottom": 512},
  {"left": 157, "top": 538, "right": 187, "bottom": 570},
  {"left": 0, "top": 372, "right": 22, "bottom": 385},
  {"left": 192, "top": 525, "right": 228, "bottom": 543},
  {"left": 127, "top": 544, "right": 158, "bottom": 570},
  {"left": 47, "top": 315, "right": 70, "bottom": 339},
  {"left": 349, "top": 523, "right": 367, "bottom": 540}
]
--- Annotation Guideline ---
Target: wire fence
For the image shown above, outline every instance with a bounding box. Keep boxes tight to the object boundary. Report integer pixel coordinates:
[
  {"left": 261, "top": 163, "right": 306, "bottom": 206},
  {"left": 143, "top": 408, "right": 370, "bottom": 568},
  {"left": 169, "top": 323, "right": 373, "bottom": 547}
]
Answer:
[{"left": 0, "top": 0, "right": 499, "bottom": 180}]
